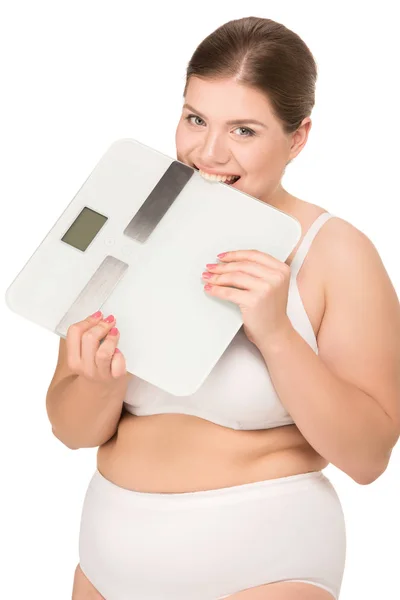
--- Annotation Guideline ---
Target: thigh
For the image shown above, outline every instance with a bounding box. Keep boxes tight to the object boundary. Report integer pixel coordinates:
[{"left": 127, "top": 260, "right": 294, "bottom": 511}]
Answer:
[
  {"left": 225, "top": 581, "right": 335, "bottom": 599},
  {"left": 72, "top": 564, "right": 105, "bottom": 600}
]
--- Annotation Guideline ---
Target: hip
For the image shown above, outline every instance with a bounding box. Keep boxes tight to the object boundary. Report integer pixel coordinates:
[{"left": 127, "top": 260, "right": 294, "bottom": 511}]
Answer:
[{"left": 78, "top": 467, "right": 346, "bottom": 599}]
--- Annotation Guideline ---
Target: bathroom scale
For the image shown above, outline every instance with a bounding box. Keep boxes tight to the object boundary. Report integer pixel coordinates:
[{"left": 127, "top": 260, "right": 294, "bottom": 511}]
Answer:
[{"left": 5, "top": 138, "right": 301, "bottom": 396}]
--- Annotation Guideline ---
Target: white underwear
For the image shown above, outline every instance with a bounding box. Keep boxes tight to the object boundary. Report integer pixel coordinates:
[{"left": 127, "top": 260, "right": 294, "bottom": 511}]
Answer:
[{"left": 78, "top": 468, "right": 346, "bottom": 599}]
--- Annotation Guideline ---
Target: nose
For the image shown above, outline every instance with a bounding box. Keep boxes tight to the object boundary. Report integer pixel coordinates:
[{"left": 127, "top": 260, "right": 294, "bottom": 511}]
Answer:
[{"left": 198, "top": 131, "right": 230, "bottom": 166}]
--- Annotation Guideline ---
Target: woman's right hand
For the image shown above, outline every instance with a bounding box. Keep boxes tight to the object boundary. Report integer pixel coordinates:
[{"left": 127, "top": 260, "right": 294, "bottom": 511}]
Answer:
[{"left": 66, "top": 311, "right": 127, "bottom": 382}]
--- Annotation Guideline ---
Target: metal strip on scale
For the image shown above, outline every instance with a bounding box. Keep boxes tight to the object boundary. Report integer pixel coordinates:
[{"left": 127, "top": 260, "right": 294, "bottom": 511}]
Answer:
[
  {"left": 55, "top": 255, "right": 129, "bottom": 338},
  {"left": 124, "top": 160, "right": 194, "bottom": 243}
]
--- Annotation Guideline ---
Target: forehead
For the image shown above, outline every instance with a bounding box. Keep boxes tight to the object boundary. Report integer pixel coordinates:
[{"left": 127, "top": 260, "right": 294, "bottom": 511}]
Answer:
[{"left": 184, "top": 76, "right": 273, "bottom": 121}]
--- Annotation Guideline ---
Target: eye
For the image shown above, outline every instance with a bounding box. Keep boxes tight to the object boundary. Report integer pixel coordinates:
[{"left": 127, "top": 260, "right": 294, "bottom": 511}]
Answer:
[
  {"left": 184, "top": 114, "right": 256, "bottom": 137},
  {"left": 185, "top": 114, "right": 205, "bottom": 127},
  {"left": 234, "top": 127, "right": 255, "bottom": 137}
]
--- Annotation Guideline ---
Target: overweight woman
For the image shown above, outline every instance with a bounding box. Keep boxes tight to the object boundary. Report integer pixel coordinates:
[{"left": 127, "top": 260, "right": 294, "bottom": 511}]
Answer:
[{"left": 46, "top": 16, "right": 400, "bottom": 600}]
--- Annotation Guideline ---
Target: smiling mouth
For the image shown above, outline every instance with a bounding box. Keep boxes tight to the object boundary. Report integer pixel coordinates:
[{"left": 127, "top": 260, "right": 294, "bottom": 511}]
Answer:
[{"left": 192, "top": 164, "right": 241, "bottom": 185}]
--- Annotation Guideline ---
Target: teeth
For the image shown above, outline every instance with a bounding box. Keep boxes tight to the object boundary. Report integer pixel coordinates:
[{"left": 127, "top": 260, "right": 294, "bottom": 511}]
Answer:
[{"left": 198, "top": 169, "right": 239, "bottom": 183}]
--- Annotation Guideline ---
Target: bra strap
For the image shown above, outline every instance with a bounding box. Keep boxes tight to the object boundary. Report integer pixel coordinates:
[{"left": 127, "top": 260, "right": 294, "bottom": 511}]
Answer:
[{"left": 290, "top": 212, "right": 335, "bottom": 279}]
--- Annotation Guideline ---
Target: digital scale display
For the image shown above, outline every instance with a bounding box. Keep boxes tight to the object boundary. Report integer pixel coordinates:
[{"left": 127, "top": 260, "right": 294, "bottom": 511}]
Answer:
[{"left": 61, "top": 207, "right": 108, "bottom": 252}]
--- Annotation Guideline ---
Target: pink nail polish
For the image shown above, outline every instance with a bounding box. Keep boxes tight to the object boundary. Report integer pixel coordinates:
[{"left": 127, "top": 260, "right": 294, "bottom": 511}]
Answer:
[
  {"left": 217, "top": 252, "right": 227, "bottom": 258},
  {"left": 91, "top": 311, "right": 102, "bottom": 318}
]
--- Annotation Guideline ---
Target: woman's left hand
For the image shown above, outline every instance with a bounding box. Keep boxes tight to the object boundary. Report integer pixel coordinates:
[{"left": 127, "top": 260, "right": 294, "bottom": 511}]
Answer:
[{"left": 202, "top": 249, "right": 293, "bottom": 349}]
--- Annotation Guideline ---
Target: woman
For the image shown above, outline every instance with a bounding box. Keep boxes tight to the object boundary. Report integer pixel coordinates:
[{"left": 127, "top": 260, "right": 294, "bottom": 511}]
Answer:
[{"left": 47, "top": 16, "right": 400, "bottom": 600}]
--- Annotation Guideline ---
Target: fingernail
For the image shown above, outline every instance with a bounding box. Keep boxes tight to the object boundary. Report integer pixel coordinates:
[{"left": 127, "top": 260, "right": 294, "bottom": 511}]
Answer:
[
  {"left": 103, "top": 315, "right": 115, "bottom": 323},
  {"left": 217, "top": 252, "right": 227, "bottom": 258},
  {"left": 109, "top": 327, "right": 119, "bottom": 335},
  {"left": 91, "top": 311, "right": 102, "bottom": 318},
  {"left": 114, "top": 348, "right": 121, "bottom": 354}
]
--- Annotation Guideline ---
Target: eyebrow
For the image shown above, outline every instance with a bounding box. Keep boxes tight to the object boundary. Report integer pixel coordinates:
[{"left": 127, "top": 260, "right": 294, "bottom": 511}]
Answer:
[{"left": 183, "top": 103, "right": 268, "bottom": 129}]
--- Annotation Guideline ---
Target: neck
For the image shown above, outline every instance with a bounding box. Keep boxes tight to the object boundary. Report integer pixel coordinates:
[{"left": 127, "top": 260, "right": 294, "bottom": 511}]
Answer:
[{"left": 260, "top": 183, "right": 295, "bottom": 212}]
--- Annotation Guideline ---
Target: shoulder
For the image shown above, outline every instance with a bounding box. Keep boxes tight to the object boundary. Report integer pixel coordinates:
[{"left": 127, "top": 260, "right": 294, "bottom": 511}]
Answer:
[
  {"left": 310, "top": 212, "right": 398, "bottom": 329},
  {"left": 313, "top": 213, "right": 383, "bottom": 278},
  {"left": 293, "top": 202, "right": 388, "bottom": 301},
  {"left": 298, "top": 198, "right": 371, "bottom": 251},
  {"left": 288, "top": 198, "right": 382, "bottom": 275},
  {"left": 320, "top": 213, "right": 371, "bottom": 246}
]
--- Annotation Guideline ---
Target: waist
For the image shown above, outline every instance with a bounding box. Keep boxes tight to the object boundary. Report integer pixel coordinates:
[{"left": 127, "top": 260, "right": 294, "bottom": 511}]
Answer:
[{"left": 96, "top": 412, "right": 328, "bottom": 493}]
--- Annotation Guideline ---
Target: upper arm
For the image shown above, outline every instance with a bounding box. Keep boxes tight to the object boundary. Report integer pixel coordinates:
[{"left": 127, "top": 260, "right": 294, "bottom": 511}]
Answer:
[{"left": 317, "top": 218, "right": 400, "bottom": 434}]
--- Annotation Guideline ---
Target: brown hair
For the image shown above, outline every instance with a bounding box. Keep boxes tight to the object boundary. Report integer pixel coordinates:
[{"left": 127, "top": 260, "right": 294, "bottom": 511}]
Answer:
[{"left": 183, "top": 16, "right": 318, "bottom": 135}]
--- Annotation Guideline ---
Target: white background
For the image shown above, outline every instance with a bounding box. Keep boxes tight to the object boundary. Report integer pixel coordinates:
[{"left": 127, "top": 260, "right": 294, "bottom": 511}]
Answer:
[{"left": 1, "top": 1, "right": 399, "bottom": 598}]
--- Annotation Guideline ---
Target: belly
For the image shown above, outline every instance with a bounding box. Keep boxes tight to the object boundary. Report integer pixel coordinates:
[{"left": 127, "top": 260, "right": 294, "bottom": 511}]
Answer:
[{"left": 96, "top": 410, "right": 329, "bottom": 493}]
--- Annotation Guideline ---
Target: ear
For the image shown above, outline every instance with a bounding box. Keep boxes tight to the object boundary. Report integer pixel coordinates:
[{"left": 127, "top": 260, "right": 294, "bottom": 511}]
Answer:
[{"left": 289, "top": 117, "right": 312, "bottom": 160}]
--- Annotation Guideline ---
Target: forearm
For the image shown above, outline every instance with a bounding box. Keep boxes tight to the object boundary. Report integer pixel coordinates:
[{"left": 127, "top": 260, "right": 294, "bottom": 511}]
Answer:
[
  {"left": 258, "top": 321, "right": 398, "bottom": 484},
  {"left": 46, "top": 374, "right": 127, "bottom": 449}
]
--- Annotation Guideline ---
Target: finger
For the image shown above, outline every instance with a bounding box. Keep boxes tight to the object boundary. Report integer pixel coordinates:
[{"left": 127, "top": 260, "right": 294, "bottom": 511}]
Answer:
[
  {"left": 110, "top": 349, "right": 127, "bottom": 379},
  {"left": 204, "top": 281, "right": 248, "bottom": 305},
  {"left": 81, "top": 317, "right": 116, "bottom": 378},
  {"left": 206, "top": 260, "right": 270, "bottom": 279},
  {"left": 94, "top": 327, "right": 120, "bottom": 378},
  {"left": 217, "top": 250, "right": 289, "bottom": 271},
  {"left": 66, "top": 312, "right": 104, "bottom": 373},
  {"left": 205, "top": 271, "right": 266, "bottom": 291}
]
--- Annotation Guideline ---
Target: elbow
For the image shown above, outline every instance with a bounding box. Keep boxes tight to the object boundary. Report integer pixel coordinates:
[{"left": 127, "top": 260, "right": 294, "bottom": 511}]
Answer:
[
  {"left": 348, "top": 425, "right": 399, "bottom": 485},
  {"left": 352, "top": 470, "right": 381, "bottom": 486},
  {"left": 51, "top": 427, "right": 80, "bottom": 450},
  {"left": 51, "top": 426, "right": 117, "bottom": 450},
  {"left": 350, "top": 454, "right": 391, "bottom": 486}
]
